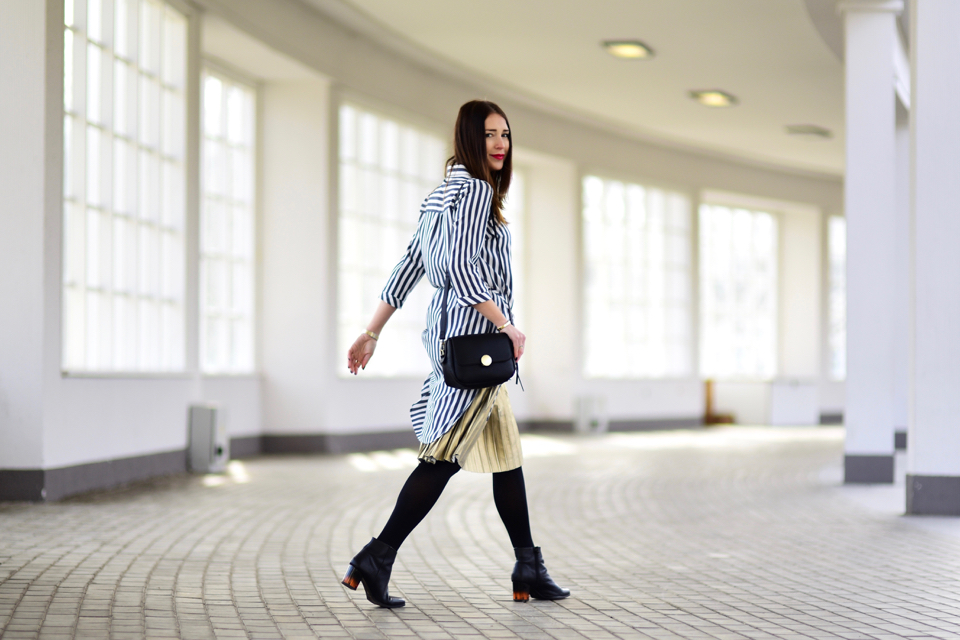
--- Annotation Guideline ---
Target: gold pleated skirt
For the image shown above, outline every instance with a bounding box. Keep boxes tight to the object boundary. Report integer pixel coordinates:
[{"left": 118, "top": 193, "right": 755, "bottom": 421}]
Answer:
[{"left": 417, "top": 386, "right": 523, "bottom": 473}]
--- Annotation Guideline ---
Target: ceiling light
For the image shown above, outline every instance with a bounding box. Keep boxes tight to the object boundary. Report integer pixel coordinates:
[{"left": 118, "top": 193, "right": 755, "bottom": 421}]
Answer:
[
  {"left": 689, "top": 90, "right": 738, "bottom": 107},
  {"left": 785, "top": 124, "right": 833, "bottom": 139},
  {"left": 603, "top": 40, "right": 654, "bottom": 59}
]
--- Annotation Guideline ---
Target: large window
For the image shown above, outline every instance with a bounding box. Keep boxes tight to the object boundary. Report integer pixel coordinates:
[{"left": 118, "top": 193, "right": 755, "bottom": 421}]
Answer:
[
  {"left": 200, "top": 69, "right": 256, "bottom": 374},
  {"left": 62, "top": 0, "right": 187, "bottom": 372},
  {"left": 582, "top": 176, "right": 693, "bottom": 378},
  {"left": 337, "top": 104, "right": 445, "bottom": 377},
  {"left": 699, "top": 204, "right": 778, "bottom": 379},
  {"left": 828, "top": 216, "right": 846, "bottom": 380}
]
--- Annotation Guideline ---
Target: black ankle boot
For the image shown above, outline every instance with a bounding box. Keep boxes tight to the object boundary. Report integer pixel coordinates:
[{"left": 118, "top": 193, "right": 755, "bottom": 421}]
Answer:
[
  {"left": 511, "top": 547, "right": 570, "bottom": 602},
  {"left": 341, "top": 538, "right": 405, "bottom": 608}
]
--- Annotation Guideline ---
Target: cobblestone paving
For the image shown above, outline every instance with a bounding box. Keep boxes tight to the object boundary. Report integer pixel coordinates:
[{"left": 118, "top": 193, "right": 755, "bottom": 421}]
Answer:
[{"left": 2, "top": 427, "right": 960, "bottom": 640}]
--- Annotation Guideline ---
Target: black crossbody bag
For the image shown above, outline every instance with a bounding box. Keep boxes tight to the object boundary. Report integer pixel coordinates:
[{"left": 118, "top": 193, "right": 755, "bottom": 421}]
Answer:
[{"left": 438, "top": 183, "right": 517, "bottom": 390}]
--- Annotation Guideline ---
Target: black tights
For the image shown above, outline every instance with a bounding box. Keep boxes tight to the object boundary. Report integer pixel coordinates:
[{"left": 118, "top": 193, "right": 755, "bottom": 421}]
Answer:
[{"left": 376, "top": 461, "right": 534, "bottom": 550}]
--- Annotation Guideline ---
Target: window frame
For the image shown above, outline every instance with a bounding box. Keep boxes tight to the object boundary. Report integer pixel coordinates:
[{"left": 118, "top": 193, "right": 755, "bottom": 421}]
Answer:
[
  {"left": 697, "top": 202, "right": 780, "bottom": 381},
  {"left": 579, "top": 172, "right": 696, "bottom": 380},
  {"left": 198, "top": 60, "right": 259, "bottom": 376},
  {"left": 60, "top": 0, "right": 191, "bottom": 375}
]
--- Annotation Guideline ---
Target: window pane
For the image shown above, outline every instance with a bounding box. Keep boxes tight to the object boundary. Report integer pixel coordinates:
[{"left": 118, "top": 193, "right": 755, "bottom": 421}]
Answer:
[
  {"left": 161, "top": 7, "right": 185, "bottom": 89},
  {"left": 828, "top": 216, "right": 846, "bottom": 380},
  {"left": 86, "top": 43, "right": 103, "bottom": 124},
  {"left": 64, "top": 29, "right": 76, "bottom": 112},
  {"left": 139, "top": 75, "right": 160, "bottom": 148},
  {"left": 139, "top": 0, "right": 161, "bottom": 76},
  {"left": 86, "top": 125, "right": 103, "bottom": 206},
  {"left": 204, "top": 76, "right": 223, "bottom": 138},
  {"left": 115, "top": 0, "right": 132, "bottom": 58},
  {"left": 87, "top": 0, "right": 103, "bottom": 43}
]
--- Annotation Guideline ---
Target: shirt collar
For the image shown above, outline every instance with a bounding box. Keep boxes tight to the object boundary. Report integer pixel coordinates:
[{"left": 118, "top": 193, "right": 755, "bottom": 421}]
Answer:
[{"left": 446, "top": 164, "right": 473, "bottom": 180}]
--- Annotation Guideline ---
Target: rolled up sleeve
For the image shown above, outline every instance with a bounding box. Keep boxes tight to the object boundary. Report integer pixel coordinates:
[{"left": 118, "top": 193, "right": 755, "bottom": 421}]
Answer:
[
  {"left": 450, "top": 180, "right": 494, "bottom": 307},
  {"left": 380, "top": 213, "right": 426, "bottom": 309}
]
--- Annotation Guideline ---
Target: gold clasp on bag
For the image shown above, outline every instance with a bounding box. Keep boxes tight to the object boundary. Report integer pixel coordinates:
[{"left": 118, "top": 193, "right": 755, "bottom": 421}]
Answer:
[{"left": 480, "top": 355, "right": 492, "bottom": 367}]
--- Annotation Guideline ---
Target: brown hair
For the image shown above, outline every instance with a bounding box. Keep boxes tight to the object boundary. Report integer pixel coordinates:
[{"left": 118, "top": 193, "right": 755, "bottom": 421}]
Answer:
[{"left": 446, "top": 100, "right": 512, "bottom": 225}]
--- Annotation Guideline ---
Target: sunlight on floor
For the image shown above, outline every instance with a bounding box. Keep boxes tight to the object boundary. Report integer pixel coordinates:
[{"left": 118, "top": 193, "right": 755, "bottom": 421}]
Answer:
[
  {"left": 341, "top": 428, "right": 842, "bottom": 472},
  {"left": 604, "top": 426, "right": 844, "bottom": 451},
  {"left": 347, "top": 449, "right": 419, "bottom": 472},
  {"left": 202, "top": 460, "right": 251, "bottom": 486}
]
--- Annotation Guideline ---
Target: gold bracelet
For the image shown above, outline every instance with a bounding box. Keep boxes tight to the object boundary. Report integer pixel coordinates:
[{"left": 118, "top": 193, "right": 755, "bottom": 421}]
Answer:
[
  {"left": 497, "top": 321, "right": 512, "bottom": 332},
  {"left": 364, "top": 330, "right": 379, "bottom": 341}
]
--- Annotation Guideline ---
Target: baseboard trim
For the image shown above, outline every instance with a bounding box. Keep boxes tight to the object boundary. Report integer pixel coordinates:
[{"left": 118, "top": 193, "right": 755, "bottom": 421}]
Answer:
[
  {"left": 895, "top": 430, "right": 907, "bottom": 451},
  {"left": 259, "top": 430, "right": 420, "bottom": 455},
  {"left": 229, "top": 435, "right": 263, "bottom": 459},
  {"left": 610, "top": 417, "right": 703, "bottom": 431},
  {"left": 522, "top": 417, "right": 702, "bottom": 433},
  {"left": 521, "top": 420, "right": 575, "bottom": 432},
  {"left": 0, "top": 470, "right": 46, "bottom": 502},
  {"left": 844, "top": 454, "right": 894, "bottom": 484},
  {"left": 820, "top": 412, "right": 844, "bottom": 425},
  {"left": 0, "top": 449, "right": 187, "bottom": 502},
  {"left": 906, "top": 474, "right": 960, "bottom": 515}
]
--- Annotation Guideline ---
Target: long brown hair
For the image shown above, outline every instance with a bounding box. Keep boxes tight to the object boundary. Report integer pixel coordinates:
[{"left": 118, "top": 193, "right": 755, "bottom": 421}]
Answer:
[{"left": 446, "top": 100, "right": 512, "bottom": 225}]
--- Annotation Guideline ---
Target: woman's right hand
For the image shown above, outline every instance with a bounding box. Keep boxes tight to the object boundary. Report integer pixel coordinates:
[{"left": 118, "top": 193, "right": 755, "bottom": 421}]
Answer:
[
  {"left": 502, "top": 324, "right": 526, "bottom": 361},
  {"left": 347, "top": 333, "right": 377, "bottom": 375}
]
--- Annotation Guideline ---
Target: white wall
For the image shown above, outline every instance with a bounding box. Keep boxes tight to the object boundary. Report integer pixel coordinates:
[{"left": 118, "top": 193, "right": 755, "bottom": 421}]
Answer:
[
  {"left": 779, "top": 208, "right": 822, "bottom": 379},
  {"left": 514, "top": 149, "right": 578, "bottom": 421},
  {"left": 892, "top": 106, "right": 910, "bottom": 430},
  {"left": 0, "top": 0, "right": 48, "bottom": 468}
]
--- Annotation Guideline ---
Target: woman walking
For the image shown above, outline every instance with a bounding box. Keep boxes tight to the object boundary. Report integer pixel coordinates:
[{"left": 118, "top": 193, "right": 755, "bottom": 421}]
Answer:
[{"left": 341, "top": 100, "right": 569, "bottom": 608}]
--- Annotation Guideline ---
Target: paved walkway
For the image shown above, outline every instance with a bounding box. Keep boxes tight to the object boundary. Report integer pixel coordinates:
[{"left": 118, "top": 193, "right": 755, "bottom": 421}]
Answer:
[{"left": 2, "top": 427, "right": 960, "bottom": 640}]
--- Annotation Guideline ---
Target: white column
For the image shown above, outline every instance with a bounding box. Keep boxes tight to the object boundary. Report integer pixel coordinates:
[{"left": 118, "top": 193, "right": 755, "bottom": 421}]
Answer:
[
  {"left": 838, "top": 0, "right": 901, "bottom": 483},
  {"left": 906, "top": 0, "right": 960, "bottom": 515},
  {"left": 0, "top": 0, "right": 50, "bottom": 498},
  {"left": 893, "top": 102, "right": 910, "bottom": 455}
]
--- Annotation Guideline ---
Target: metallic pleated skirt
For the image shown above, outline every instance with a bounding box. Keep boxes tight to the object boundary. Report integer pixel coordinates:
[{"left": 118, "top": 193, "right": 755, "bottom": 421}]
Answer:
[{"left": 417, "top": 386, "right": 523, "bottom": 473}]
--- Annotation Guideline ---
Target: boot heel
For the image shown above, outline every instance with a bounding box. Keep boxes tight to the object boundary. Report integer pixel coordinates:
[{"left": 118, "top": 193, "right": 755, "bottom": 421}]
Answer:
[
  {"left": 513, "top": 582, "right": 530, "bottom": 602},
  {"left": 341, "top": 565, "right": 360, "bottom": 590}
]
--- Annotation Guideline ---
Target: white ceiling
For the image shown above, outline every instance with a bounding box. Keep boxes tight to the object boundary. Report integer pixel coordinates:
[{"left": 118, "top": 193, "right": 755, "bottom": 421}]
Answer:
[{"left": 305, "top": 0, "right": 844, "bottom": 177}]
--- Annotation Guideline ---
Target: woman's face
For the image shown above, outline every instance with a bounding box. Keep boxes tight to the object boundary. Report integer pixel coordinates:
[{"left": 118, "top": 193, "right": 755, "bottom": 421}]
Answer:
[{"left": 484, "top": 113, "right": 510, "bottom": 172}]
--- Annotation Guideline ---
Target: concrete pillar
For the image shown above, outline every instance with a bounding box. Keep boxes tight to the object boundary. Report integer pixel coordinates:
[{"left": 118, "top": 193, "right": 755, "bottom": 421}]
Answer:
[
  {"left": 906, "top": 1, "right": 960, "bottom": 515},
  {"left": 838, "top": 0, "right": 902, "bottom": 483},
  {"left": 0, "top": 0, "right": 51, "bottom": 499},
  {"left": 893, "top": 101, "right": 910, "bottom": 455}
]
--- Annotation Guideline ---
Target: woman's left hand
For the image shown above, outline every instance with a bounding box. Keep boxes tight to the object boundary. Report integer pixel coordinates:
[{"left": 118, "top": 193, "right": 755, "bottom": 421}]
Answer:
[{"left": 501, "top": 324, "right": 526, "bottom": 361}]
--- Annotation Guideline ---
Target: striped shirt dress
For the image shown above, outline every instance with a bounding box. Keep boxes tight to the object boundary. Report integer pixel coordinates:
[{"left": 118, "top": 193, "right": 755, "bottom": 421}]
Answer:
[{"left": 380, "top": 165, "right": 522, "bottom": 470}]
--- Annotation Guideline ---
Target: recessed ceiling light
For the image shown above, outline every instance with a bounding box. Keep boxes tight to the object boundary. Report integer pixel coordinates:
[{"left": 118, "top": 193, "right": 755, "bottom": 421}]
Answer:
[
  {"left": 785, "top": 124, "right": 833, "bottom": 139},
  {"left": 603, "top": 40, "right": 654, "bottom": 59},
  {"left": 689, "top": 90, "right": 738, "bottom": 107}
]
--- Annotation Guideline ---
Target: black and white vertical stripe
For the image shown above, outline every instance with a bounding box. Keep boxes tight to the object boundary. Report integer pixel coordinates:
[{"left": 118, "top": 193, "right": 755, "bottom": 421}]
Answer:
[{"left": 380, "top": 165, "right": 515, "bottom": 444}]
